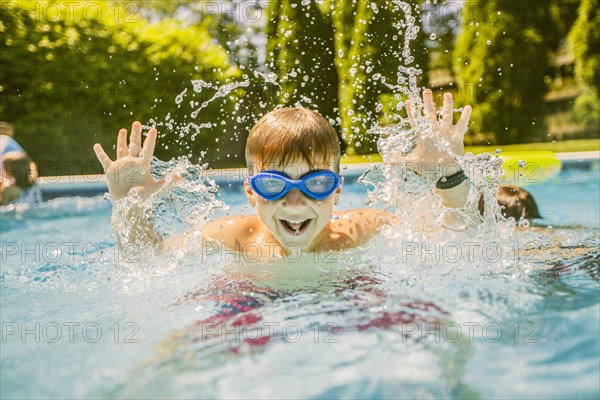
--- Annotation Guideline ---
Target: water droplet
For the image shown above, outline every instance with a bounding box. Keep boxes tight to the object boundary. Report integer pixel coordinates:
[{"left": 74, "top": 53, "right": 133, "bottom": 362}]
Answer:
[
  {"left": 429, "top": 33, "right": 437, "bottom": 40},
  {"left": 486, "top": 40, "right": 492, "bottom": 45},
  {"left": 175, "top": 88, "right": 187, "bottom": 105}
]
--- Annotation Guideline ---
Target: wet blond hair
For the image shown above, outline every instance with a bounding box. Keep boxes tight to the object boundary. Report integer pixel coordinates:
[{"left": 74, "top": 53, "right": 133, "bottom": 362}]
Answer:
[{"left": 245, "top": 108, "right": 341, "bottom": 174}]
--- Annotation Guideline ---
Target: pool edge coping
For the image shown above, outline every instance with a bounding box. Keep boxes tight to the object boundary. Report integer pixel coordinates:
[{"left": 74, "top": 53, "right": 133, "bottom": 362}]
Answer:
[{"left": 35, "top": 150, "right": 599, "bottom": 194}]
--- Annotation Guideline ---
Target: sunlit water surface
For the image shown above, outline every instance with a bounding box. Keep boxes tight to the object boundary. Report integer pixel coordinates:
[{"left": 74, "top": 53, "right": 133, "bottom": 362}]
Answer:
[{"left": 1, "top": 167, "right": 598, "bottom": 399}]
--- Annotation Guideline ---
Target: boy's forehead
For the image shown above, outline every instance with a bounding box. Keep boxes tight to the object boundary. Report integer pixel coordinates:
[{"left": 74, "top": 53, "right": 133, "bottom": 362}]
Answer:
[{"left": 251, "top": 157, "right": 337, "bottom": 176}]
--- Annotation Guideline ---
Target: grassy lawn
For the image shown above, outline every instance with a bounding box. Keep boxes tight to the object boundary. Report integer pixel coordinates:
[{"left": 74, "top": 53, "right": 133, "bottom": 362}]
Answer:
[{"left": 340, "top": 138, "right": 599, "bottom": 164}]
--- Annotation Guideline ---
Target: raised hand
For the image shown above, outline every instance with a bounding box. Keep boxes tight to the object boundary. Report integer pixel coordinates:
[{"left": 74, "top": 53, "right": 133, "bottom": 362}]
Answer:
[
  {"left": 402, "top": 89, "right": 472, "bottom": 177},
  {"left": 93, "top": 122, "right": 163, "bottom": 201}
]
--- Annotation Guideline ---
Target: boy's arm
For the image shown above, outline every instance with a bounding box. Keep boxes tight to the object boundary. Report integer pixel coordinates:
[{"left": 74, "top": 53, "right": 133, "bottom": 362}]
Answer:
[
  {"left": 28, "top": 160, "right": 38, "bottom": 182},
  {"left": 94, "top": 122, "right": 167, "bottom": 249},
  {"left": 434, "top": 179, "right": 469, "bottom": 208},
  {"left": 396, "top": 89, "right": 472, "bottom": 208},
  {"left": 111, "top": 200, "right": 163, "bottom": 249}
]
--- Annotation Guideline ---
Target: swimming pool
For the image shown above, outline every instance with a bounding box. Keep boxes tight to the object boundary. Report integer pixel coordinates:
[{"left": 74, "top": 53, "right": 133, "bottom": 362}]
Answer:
[{"left": 1, "top": 164, "right": 598, "bottom": 399}]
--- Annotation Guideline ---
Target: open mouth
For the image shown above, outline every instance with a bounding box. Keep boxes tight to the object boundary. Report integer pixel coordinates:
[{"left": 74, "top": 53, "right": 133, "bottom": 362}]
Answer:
[{"left": 278, "top": 218, "right": 313, "bottom": 236}]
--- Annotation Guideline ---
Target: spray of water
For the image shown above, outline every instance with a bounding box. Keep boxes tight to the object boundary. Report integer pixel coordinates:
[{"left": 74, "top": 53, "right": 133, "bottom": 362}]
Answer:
[
  {"left": 110, "top": 156, "right": 227, "bottom": 258},
  {"left": 114, "top": 0, "right": 563, "bottom": 271}
]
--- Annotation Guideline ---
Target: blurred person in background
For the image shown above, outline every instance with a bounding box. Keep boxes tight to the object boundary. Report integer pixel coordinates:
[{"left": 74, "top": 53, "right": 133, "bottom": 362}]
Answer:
[
  {"left": 479, "top": 184, "right": 541, "bottom": 222},
  {"left": 1, "top": 122, "right": 39, "bottom": 205}
]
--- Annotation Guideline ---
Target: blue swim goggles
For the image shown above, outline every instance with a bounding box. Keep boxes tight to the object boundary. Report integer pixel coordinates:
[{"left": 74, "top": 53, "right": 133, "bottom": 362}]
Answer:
[{"left": 248, "top": 170, "right": 342, "bottom": 201}]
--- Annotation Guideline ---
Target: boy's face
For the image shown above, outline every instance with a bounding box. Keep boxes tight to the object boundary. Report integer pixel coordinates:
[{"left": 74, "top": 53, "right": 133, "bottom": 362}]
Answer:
[{"left": 244, "top": 158, "right": 343, "bottom": 251}]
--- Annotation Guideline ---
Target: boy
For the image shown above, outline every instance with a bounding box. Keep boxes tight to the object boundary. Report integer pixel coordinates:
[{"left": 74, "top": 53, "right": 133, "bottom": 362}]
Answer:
[{"left": 93, "top": 90, "right": 472, "bottom": 257}]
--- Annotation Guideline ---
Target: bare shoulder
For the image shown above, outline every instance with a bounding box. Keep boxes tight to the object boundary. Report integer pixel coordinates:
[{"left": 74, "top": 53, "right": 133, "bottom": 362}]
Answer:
[
  {"left": 162, "top": 214, "right": 261, "bottom": 252},
  {"left": 0, "top": 185, "right": 21, "bottom": 206},
  {"left": 202, "top": 214, "right": 261, "bottom": 249},
  {"left": 325, "top": 208, "right": 394, "bottom": 249},
  {"left": 335, "top": 208, "right": 393, "bottom": 229}
]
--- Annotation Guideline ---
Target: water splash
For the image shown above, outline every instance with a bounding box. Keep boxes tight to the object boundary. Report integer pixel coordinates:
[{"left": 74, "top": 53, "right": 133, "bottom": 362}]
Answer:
[
  {"left": 190, "top": 80, "right": 251, "bottom": 119},
  {"left": 132, "top": 0, "right": 534, "bottom": 271},
  {"left": 361, "top": 121, "right": 520, "bottom": 265},
  {"left": 111, "top": 156, "right": 227, "bottom": 257}
]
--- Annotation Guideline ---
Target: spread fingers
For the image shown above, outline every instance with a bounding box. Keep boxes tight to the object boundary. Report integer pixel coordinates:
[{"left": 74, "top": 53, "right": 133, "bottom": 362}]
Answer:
[
  {"left": 456, "top": 105, "right": 472, "bottom": 135},
  {"left": 441, "top": 92, "right": 454, "bottom": 128},
  {"left": 142, "top": 128, "right": 157, "bottom": 164},
  {"left": 116, "top": 128, "right": 128, "bottom": 159},
  {"left": 405, "top": 100, "right": 416, "bottom": 128},
  {"left": 423, "top": 89, "right": 437, "bottom": 125},
  {"left": 129, "top": 121, "right": 142, "bottom": 156},
  {"left": 93, "top": 144, "right": 113, "bottom": 171}
]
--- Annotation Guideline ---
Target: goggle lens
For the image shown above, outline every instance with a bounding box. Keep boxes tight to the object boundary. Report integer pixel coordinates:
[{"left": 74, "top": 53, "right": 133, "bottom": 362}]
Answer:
[
  {"left": 253, "top": 174, "right": 286, "bottom": 195},
  {"left": 249, "top": 170, "right": 341, "bottom": 201},
  {"left": 304, "top": 174, "right": 337, "bottom": 194}
]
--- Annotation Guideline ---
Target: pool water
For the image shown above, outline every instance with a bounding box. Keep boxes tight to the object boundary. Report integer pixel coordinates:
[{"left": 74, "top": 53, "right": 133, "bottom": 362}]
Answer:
[{"left": 1, "top": 166, "right": 598, "bottom": 399}]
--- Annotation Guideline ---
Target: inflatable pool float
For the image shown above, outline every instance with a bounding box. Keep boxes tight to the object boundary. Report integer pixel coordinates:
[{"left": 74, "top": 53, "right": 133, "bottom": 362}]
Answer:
[{"left": 498, "top": 151, "right": 561, "bottom": 184}]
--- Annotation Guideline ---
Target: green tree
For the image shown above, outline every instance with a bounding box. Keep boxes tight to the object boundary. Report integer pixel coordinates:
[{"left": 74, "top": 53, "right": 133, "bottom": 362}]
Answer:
[
  {"left": 0, "top": 1, "right": 239, "bottom": 174},
  {"left": 550, "top": 0, "right": 582, "bottom": 39},
  {"left": 266, "top": 0, "right": 428, "bottom": 155},
  {"left": 329, "top": 0, "right": 428, "bottom": 154},
  {"left": 568, "top": 0, "right": 600, "bottom": 134},
  {"left": 265, "top": 0, "right": 340, "bottom": 141},
  {"left": 453, "top": 0, "right": 557, "bottom": 143},
  {"left": 133, "top": 0, "right": 272, "bottom": 166},
  {"left": 423, "top": 0, "right": 462, "bottom": 72}
]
